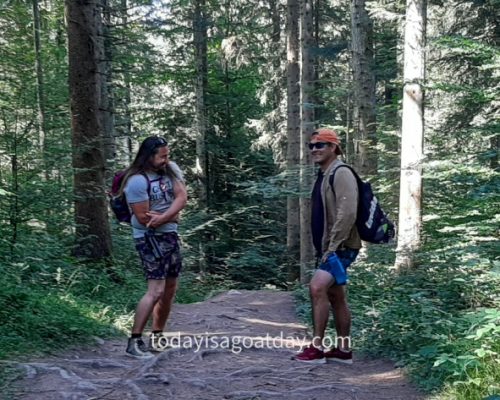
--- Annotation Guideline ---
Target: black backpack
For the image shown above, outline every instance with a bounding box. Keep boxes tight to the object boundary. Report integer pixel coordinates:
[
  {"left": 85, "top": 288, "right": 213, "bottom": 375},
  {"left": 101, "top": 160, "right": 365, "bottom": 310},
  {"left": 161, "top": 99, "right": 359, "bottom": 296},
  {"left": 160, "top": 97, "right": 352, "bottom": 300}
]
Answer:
[{"left": 329, "top": 165, "right": 395, "bottom": 244}]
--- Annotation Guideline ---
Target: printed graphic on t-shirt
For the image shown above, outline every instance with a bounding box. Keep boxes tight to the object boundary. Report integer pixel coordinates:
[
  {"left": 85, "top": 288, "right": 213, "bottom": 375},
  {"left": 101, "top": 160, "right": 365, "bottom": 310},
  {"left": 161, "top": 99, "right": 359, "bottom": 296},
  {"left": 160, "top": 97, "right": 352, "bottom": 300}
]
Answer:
[{"left": 149, "top": 178, "right": 174, "bottom": 204}]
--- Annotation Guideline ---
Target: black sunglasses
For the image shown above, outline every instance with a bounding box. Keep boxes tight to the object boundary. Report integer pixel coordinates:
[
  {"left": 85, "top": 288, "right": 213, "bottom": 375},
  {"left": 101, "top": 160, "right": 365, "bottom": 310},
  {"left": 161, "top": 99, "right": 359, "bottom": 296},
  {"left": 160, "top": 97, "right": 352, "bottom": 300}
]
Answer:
[{"left": 308, "top": 142, "right": 330, "bottom": 150}]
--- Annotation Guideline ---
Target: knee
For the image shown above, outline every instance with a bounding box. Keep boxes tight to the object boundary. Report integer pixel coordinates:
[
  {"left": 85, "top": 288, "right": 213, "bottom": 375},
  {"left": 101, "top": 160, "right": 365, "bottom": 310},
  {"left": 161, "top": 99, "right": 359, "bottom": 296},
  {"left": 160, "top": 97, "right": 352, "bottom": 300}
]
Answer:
[
  {"left": 309, "top": 282, "right": 328, "bottom": 299},
  {"left": 148, "top": 288, "right": 165, "bottom": 302}
]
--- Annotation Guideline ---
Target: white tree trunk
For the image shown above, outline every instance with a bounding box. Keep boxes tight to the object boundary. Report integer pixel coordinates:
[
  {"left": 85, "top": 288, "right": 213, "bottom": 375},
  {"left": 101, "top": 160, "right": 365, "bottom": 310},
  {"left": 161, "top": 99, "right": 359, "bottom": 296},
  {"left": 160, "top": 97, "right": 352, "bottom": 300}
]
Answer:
[{"left": 395, "top": 0, "right": 427, "bottom": 271}]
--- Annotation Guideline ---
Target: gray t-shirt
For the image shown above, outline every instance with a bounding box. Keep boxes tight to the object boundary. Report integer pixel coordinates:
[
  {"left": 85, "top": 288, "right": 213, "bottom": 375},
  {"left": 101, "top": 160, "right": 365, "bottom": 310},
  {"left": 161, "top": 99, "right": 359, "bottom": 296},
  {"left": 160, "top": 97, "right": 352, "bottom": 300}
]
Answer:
[{"left": 124, "top": 161, "right": 184, "bottom": 238}]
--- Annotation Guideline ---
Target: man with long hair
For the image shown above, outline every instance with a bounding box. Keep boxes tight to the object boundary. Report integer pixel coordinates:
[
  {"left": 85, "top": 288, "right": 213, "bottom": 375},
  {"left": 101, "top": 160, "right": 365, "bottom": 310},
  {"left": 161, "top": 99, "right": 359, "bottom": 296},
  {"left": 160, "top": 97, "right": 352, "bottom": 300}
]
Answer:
[{"left": 121, "top": 136, "right": 187, "bottom": 358}]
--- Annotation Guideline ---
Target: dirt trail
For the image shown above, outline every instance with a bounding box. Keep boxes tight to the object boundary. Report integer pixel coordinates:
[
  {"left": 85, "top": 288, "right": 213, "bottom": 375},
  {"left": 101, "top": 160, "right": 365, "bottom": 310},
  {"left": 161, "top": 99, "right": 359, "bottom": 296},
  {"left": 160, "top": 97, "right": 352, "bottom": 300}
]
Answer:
[{"left": 8, "top": 290, "right": 424, "bottom": 399}]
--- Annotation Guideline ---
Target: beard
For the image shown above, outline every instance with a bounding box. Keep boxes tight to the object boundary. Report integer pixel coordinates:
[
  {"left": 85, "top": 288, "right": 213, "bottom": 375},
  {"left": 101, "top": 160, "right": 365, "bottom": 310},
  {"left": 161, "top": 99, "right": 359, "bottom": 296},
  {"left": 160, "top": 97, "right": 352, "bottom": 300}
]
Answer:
[{"left": 154, "top": 164, "right": 167, "bottom": 175}]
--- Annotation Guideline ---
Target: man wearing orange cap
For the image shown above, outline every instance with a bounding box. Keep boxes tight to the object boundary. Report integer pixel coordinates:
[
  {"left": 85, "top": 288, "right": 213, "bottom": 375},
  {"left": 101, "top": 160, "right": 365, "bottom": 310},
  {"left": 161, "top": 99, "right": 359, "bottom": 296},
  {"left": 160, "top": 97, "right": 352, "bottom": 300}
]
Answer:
[{"left": 294, "top": 128, "right": 361, "bottom": 364}]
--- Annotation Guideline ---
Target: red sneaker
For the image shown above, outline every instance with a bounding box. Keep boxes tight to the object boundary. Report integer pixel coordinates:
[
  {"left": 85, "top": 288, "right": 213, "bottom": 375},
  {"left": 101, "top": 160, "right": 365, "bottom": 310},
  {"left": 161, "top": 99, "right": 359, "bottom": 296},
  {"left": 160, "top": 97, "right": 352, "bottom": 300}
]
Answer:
[
  {"left": 293, "top": 345, "right": 326, "bottom": 364},
  {"left": 324, "top": 348, "right": 353, "bottom": 364}
]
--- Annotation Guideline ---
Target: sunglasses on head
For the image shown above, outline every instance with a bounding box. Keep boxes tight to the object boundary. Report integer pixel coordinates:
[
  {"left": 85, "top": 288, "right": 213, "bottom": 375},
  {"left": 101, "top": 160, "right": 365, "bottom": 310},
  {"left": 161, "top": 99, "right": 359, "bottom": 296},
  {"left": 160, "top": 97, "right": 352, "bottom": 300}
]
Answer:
[
  {"left": 308, "top": 142, "right": 331, "bottom": 150},
  {"left": 149, "top": 137, "right": 168, "bottom": 151}
]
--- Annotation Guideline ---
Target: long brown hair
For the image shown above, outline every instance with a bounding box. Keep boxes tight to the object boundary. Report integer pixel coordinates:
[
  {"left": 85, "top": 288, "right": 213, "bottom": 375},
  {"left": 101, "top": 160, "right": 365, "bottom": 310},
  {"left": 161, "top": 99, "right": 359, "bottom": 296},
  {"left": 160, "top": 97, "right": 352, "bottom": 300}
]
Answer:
[{"left": 118, "top": 136, "right": 177, "bottom": 194}]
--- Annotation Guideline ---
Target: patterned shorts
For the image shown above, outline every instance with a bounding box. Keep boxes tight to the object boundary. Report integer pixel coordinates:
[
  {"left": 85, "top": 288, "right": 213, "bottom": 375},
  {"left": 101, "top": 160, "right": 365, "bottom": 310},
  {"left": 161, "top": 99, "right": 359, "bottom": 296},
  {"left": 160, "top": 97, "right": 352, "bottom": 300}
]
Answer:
[{"left": 134, "top": 232, "right": 182, "bottom": 280}]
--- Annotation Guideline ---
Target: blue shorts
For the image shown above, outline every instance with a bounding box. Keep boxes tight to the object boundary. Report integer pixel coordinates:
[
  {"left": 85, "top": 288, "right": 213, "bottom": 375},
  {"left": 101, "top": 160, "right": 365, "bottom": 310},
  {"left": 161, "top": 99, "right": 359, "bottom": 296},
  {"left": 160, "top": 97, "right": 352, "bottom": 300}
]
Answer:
[{"left": 318, "top": 248, "right": 359, "bottom": 284}]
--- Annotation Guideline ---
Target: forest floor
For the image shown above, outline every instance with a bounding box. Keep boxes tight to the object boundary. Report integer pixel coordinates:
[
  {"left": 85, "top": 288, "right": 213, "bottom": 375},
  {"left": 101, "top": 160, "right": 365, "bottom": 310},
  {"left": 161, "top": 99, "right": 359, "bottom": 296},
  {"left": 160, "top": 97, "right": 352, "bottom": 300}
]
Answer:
[{"left": 6, "top": 290, "right": 425, "bottom": 399}]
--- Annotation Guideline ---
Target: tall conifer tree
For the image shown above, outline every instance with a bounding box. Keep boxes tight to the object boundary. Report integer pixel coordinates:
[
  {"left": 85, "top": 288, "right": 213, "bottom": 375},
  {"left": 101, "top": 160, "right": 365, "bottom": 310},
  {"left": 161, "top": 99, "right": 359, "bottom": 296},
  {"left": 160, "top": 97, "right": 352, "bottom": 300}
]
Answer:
[{"left": 66, "top": 0, "right": 112, "bottom": 259}]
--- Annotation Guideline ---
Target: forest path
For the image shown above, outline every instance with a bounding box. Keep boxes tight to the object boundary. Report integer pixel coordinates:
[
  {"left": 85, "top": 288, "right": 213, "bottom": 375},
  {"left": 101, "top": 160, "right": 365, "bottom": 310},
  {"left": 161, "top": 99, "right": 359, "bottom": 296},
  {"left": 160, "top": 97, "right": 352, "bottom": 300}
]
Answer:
[{"left": 8, "top": 290, "right": 424, "bottom": 399}]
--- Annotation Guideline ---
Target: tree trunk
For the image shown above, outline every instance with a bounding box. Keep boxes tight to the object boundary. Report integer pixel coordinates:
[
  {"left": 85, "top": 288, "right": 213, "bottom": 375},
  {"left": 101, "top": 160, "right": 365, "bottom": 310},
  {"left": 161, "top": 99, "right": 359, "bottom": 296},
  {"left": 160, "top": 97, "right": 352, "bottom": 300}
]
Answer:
[
  {"left": 268, "top": 0, "right": 281, "bottom": 112},
  {"left": 193, "top": 0, "right": 209, "bottom": 274},
  {"left": 381, "top": 27, "right": 399, "bottom": 173},
  {"left": 300, "top": 0, "right": 315, "bottom": 284},
  {"left": 32, "top": 0, "right": 48, "bottom": 163},
  {"left": 286, "top": 0, "right": 301, "bottom": 280},
  {"left": 114, "top": 0, "right": 133, "bottom": 165},
  {"left": 350, "top": 0, "right": 377, "bottom": 175},
  {"left": 313, "top": 0, "right": 323, "bottom": 123},
  {"left": 490, "top": 134, "right": 498, "bottom": 170},
  {"left": 66, "top": 0, "right": 112, "bottom": 259},
  {"left": 345, "top": 92, "right": 353, "bottom": 163},
  {"left": 9, "top": 130, "right": 19, "bottom": 256},
  {"left": 194, "top": 0, "right": 209, "bottom": 208},
  {"left": 395, "top": 0, "right": 427, "bottom": 271},
  {"left": 101, "top": 0, "right": 116, "bottom": 185}
]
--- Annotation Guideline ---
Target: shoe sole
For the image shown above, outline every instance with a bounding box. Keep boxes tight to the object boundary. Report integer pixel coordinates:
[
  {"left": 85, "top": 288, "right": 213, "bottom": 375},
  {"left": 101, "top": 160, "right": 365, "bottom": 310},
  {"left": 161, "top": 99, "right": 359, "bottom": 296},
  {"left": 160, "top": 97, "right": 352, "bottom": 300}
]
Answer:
[
  {"left": 325, "top": 357, "right": 353, "bottom": 365},
  {"left": 148, "top": 347, "right": 171, "bottom": 353},
  {"left": 293, "top": 357, "right": 327, "bottom": 364},
  {"left": 148, "top": 343, "right": 173, "bottom": 353},
  {"left": 125, "top": 352, "right": 155, "bottom": 359}
]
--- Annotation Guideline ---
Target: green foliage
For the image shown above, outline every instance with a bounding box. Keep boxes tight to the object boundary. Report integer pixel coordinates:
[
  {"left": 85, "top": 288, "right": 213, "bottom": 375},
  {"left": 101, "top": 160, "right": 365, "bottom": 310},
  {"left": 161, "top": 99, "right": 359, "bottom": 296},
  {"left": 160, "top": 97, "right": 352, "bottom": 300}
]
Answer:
[
  {"left": 428, "top": 30, "right": 499, "bottom": 166},
  {"left": 434, "top": 36, "right": 498, "bottom": 64},
  {"left": 1, "top": 1, "right": 499, "bottom": 399},
  {"left": 179, "top": 171, "right": 289, "bottom": 290},
  {"left": 0, "top": 258, "right": 119, "bottom": 360}
]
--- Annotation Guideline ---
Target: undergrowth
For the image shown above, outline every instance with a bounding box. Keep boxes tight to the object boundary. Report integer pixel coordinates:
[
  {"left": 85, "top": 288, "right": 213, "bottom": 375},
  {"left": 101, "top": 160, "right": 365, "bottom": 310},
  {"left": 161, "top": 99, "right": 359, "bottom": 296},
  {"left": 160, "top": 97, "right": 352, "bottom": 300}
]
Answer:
[{"left": 0, "top": 226, "right": 232, "bottom": 393}]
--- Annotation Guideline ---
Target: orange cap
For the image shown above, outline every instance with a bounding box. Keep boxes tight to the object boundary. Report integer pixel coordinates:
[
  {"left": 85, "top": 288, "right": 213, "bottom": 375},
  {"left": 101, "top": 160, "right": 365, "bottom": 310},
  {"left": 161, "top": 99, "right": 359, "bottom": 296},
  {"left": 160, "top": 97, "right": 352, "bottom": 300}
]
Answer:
[{"left": 312, "top": 128, "right": 343, "bottom": 155}]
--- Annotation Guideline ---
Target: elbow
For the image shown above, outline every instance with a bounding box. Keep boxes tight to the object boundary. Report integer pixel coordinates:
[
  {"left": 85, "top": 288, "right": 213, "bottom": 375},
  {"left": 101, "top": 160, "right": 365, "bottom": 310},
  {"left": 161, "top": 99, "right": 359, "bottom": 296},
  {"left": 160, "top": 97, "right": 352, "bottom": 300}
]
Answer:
[
  {"left": 134, "top": 211, "right": 150, "bottom": 225},
  {"left": 347, "top": 212, "right": 357, "bottom": 226},
  {"left": 340, "top": 211, "right": 357, "bottom": 227}
]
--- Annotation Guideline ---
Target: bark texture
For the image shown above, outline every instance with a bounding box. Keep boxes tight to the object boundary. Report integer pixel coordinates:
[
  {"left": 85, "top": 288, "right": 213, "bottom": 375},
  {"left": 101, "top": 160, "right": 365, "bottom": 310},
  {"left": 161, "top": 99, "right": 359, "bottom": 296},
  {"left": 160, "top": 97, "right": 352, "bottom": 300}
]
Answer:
[
  {"left": 300, "top": 0, "right": 315, "bottom": 283},
  {"left": 67, "top": 0, "right": 112, "bottom": 259},
  {"left": 395, "top": 0, "right": 427, "bottom": 271},
  {"left": 351, "top": 0, "right": 377, "bottom": 175},
  {"left": 286, "top": 0, "right": 301, "bottom": 279}
]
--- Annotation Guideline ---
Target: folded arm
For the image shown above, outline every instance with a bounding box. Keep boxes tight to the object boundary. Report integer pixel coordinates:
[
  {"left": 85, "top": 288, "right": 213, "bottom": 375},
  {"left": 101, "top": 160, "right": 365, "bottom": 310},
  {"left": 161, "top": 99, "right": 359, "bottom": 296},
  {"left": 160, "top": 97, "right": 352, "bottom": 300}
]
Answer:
[{"left": 146, "top": 180, "right": 188, "bottom": 228}]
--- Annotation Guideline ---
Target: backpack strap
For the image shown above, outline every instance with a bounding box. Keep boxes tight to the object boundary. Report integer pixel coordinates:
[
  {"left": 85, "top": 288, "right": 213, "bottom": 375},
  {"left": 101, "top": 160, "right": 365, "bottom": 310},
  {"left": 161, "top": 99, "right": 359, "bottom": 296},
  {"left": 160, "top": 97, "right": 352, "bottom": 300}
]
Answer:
[
  {"left": 328, "top": 164, "right": 361, "bottom": 197},
  {"left": 140, "top": 172, "right": 151, "bottom": 196}
]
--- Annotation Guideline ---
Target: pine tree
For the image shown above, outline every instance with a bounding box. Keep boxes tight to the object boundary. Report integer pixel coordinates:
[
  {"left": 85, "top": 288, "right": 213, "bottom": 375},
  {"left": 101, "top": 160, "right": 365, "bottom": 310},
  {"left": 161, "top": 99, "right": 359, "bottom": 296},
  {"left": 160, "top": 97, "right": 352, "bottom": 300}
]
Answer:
[{"left": 66, "top": 0, "right": 112, "bottom": 259}]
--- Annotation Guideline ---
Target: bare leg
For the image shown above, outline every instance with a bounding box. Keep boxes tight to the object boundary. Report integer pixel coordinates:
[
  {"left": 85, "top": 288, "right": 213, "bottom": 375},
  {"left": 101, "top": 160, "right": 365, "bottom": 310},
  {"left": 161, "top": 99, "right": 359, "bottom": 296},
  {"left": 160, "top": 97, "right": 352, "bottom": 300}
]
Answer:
[
  {"left": 327, "top": 284, "right": 351, "bottom": 350},
  {"left": 131, "top": 279, "right": 165, "bottom": 335},
  {"left": 309, "top": 269, "right": 335, "bottom": 348},
  {"left": 151, "top": 277, "right": 178, "bottom": 331}
]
